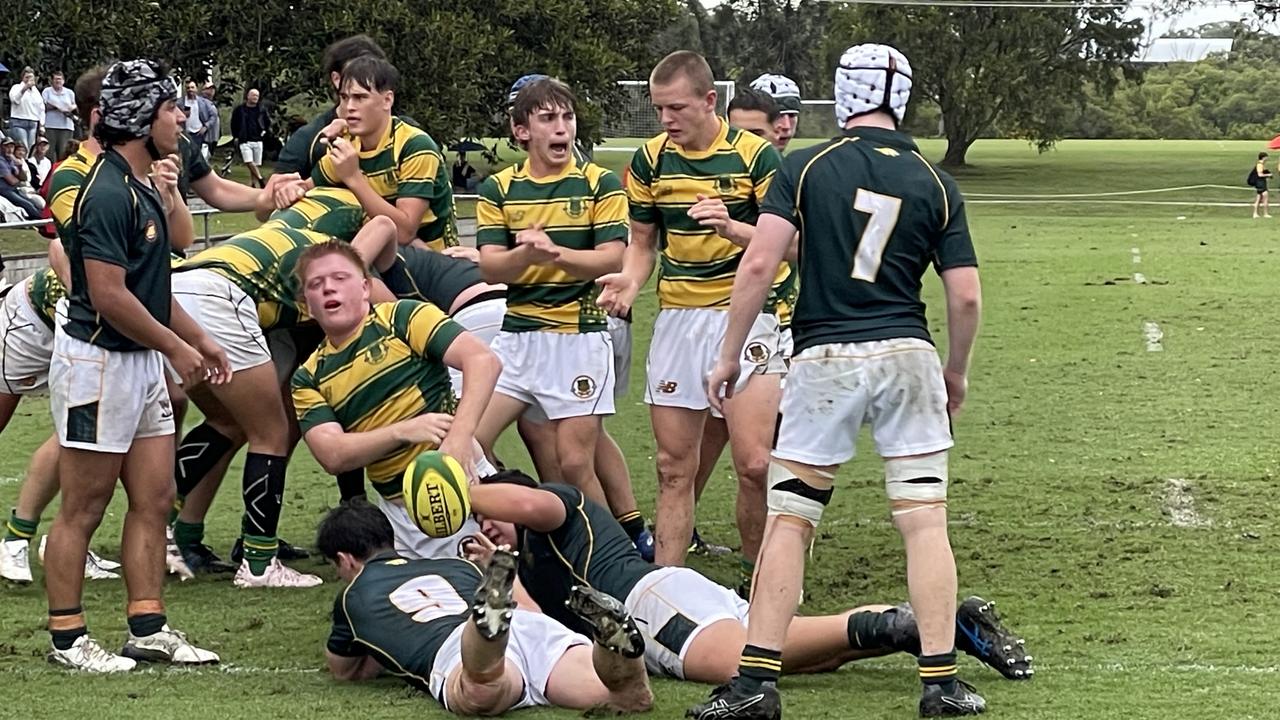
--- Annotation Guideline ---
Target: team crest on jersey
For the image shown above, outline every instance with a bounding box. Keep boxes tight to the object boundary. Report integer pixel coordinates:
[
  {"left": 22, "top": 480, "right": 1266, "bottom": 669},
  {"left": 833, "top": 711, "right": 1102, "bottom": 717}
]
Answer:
[
  {"left": 511, "top": 210, "right": 526, "bottom": 223},
  {"left": 565, "top": 197, "right": 585, "bottom": 217},
  {"left": 366, "top": 342, "right": 387, "bottom": 364},
  {"left": 875, "top": 147, "right": 901, "bottom": 158},
  {"left": 744, "top": 342, "right": 769, "bottom": 364},
  {"left": 572, "top": 375, "right": 597, "bottom": 399},
  {"left": 716, "top": 175, "right": 734, "bottom": 194},
  {"left": 144, "top": 220, "right": 158, "bottom": 243}
]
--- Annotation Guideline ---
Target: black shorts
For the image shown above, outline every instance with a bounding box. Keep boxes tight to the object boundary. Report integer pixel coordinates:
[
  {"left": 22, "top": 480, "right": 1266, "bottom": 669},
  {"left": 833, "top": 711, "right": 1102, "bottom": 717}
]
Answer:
[{"left": 1256, "top": 180, "right": 1269, "bottom": 195}]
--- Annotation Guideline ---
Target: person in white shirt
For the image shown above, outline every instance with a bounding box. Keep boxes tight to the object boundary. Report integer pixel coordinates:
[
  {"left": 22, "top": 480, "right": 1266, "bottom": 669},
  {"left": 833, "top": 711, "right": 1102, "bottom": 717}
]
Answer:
[
  {"left": 29, "top": 136, "right": 52, "bottom": 188},
  {"left": 41, "top": 71, "right": 76, "bottom": 160},
  {"left": 7, "top": 67, "right": 45, "bottom": 151},
  {"left": 182, "top": 80, "right": 209, "bottom": 159}
]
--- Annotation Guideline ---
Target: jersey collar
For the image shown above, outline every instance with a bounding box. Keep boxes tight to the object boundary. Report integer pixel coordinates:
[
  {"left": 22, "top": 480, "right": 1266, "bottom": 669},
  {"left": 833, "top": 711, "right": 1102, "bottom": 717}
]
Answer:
[
  {"left": 670, "top": 118, "right": 729, "bottom": 160},
  {"left": 840, "top": 125, "right": 918, "bottom": 152}
]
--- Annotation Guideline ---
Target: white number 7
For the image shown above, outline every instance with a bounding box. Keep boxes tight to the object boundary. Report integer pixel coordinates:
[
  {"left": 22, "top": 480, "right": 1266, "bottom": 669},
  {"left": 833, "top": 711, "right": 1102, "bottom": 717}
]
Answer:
[{"left": 851, "top": 189, "right": 902, "bottom": 282}]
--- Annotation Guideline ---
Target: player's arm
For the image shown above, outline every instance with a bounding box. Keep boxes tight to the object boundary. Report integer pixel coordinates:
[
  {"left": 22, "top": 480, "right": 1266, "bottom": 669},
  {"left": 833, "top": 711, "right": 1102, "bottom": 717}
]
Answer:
[
  {"left": 48, "top": 238, "right": 71, "bottom": 288},
  {"left": 326, "top": 650, "right": 382, "bottom": 682},
  {"left": 191, "top": 172, "right": 268, "bottom": 214},
  {"left": 554, "top": 174, "right": 627, "bottom": 280},
  {"left": 469, "top": 484, "right": 569, "bottom": 533},
  {"left": 940, "top": 267, "right": 981, "bottom": 377},
  {"left": 439, "top": 332, "right": 501, "bottom": 441},
  {"left": 299, "top": 418, "right": 452, "bottom": 476},
  {"left": 552, "top": 239, "right": 624, "bottom": 280},
  {"left": 350, "top": 215, "right": 401, "bottom": 272},
  {"left": 325, "top": 595, "right": 383, "bottom": 681},
  {"left": 474, "top": 178, "right": 533, "bottom": 283}
]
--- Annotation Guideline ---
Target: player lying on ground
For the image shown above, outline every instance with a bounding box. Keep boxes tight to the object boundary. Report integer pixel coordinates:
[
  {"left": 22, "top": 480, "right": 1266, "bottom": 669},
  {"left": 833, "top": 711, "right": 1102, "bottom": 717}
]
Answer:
[
  {"left": 292, "top": 240, "right": 500, "bottom": 559},
  {"left": 466, "top": 471, "right": 1032, "bottom": 684},
  {"left": 316, "top": 501, "right": 653, "bottom": 715}
]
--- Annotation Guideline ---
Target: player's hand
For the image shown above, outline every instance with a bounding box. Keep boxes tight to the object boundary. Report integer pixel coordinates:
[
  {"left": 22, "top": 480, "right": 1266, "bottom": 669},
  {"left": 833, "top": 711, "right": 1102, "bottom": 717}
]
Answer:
[
  {"left": 461, "top": 532, "right": 498, "bottom": 566},
  {"left": 263, "top": 172, "right": 306, "bottom": 209},
  {"left": 150, "top": 154, "right": 181, "bottom": 203},
  {"left": 165, "top": 341, "right": 208, "bottom": 388},
  {"left": 442, "top": 245, "right": 480, "bottom": 263},
  {"left": 706, "top": 357, "right": 741, "bottom": 414},
  {"left": 515, "top": 224, "right": 559, "bottom": 264},
  {"left": 595, "top": 273, "right": 639, "bottom": 318},
  {"left": 327, "top": 137, "right": 361, "bottom": 183},
  {"left": 943, "top": 367, "right": 967, "bottom": 416},
  {"left": 195, "top": 334, "right": 234, "bottom": 386},
  {"left": 319, "top": 118, "right": 349, "bottom": 144},
  {"left": 437, "top": 433, "right": 477, "bottom": 483},
  {"left": 689, "top": 193, "right": 733, "bottom": 239},
  {"left": 398, "top": 413, "right": 454, "bottom": 446}
]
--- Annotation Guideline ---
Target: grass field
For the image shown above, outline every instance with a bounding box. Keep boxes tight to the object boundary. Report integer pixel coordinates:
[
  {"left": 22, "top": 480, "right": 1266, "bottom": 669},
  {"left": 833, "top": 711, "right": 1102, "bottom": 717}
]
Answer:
[{"left": 3, "top": 138, "right": 1279, "bottom": 718}]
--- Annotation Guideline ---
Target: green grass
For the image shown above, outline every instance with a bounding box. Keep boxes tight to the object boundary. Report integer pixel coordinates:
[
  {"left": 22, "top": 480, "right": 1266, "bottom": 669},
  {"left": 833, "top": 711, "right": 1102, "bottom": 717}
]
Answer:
[{"left": 3, "top": 138, "right": 1280, "bottom": 718}]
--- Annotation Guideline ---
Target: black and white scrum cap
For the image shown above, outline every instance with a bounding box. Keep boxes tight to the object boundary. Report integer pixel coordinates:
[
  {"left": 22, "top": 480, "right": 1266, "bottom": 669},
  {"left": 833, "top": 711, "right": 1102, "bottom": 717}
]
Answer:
[
  {"left": 100, "top": 59, "right": 179, "bottom": 140},
  {"left": 834, "top": 44, "right": 912, "bottom": 126}
]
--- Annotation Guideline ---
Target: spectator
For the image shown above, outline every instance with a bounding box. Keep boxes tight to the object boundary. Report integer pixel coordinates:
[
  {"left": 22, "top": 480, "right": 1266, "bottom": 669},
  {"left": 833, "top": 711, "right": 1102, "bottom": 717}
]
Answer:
[
  {"left": 181, "top": 79, "right": 216, "bottom": 159},
  {"left": 41, "top": 71, "right": 76, "bottom": 159},
  {"left": 7, "top": 67, "right": 44, "bottom": 150},
  {"left": 230, "top": 87, "right": 269, "bottom": 188},
  {"left": 28, "top": 135, "right": 51, "bottom": 187},
  {"left": 452, "top": 151, "right": 478, "bottom": 192},
  {"left": 201, "top": 81, "right": 221, "bottom": 158},
  {"left": 9, "top": 143, "right": 45, "bottom": 211},
  {"left": 0, "top": 136, "right": 41, "bottom": 219}
]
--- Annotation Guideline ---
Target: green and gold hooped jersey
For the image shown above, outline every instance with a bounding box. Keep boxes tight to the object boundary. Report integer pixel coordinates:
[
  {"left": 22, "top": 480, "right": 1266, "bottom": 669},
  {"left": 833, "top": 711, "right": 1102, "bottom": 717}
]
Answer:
[
  {"left": 179, "top": 224, "right": 329, "bottom": 330},
  {"left": 626, "top": 119, "right": 792, "bottom": 310},
  {"left": 475, "top": 159, "right": 626, "bottom": 333},
  {"left": 312, "top": 116, "right": 458, "bottom": 251},
  {"left": 25, "top": 268, "right": 67, "bottom": 329},
  {"left": 47, "top": 145, "right": 99, "bottom": 246},
  {"left": 268, "top": 186, "right": 367, "bottom": 241},
  {"left": 292, "top": 301, "right": 463, "bottom": 499}
]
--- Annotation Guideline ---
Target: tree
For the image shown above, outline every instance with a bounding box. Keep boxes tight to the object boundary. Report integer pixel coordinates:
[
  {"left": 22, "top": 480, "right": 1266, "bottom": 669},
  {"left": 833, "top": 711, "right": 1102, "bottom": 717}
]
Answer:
[{"left": 827, "top": 3, "right": 1143, "bottom": 167}]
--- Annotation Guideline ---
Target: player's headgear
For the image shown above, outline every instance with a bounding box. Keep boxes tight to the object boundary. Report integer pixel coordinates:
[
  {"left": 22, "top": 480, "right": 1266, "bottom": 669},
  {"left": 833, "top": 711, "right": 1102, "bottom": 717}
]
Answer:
[
  {"left": 749, "top": 73, "right": 801, "bottom": 116},
  {"left": 508, "top": 74, "right": 549, "bottom": 109},
  {"left": 98, "top": 59, "right": 178, "bottom": 140},
  {"left": 834, "top": 44, "right": 912, "bottom": 126}
]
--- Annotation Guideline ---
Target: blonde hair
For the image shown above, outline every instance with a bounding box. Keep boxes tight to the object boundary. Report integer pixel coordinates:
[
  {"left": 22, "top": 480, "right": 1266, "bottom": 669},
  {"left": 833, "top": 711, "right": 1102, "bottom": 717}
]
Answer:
[{"left": 649, "top": 51, "right": 714, "bottom": 95}]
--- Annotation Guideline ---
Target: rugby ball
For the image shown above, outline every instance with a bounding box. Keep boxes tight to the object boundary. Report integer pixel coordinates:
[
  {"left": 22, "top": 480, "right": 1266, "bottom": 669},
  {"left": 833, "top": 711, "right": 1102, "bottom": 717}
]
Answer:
[{"left": 402, "top": 451, "right": 471, "bottom": 538}]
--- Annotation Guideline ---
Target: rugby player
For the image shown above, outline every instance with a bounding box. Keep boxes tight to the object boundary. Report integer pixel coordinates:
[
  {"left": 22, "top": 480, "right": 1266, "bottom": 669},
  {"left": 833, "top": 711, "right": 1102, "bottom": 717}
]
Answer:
[
  {"left": 316, "top": 501, "right": 652, "bottom": 715},
  {"left": 697, "top": 44, "right": 986, "bottom": 717},
  {"left": 597, "top": 51, "right": 793, "bottom": 578},
  {"left": 311, "top": 57, "right": 458, "bottom": 251},
  {"left": 43, "top": 59, "right": 228, "bottom": 672},
  {"left": 467, "top": 472, "right": 1031, "bottom": 686},
  {"left": 748, "top": 73, "right": 802, "bottom": 153},
  {"left": 291, "top": 241, "right": 500, "bottom": 558}
]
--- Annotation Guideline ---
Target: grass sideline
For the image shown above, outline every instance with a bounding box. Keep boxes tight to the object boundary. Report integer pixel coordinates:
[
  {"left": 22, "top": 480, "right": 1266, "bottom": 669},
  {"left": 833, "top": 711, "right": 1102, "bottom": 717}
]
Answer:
[{"left": 2, "top": 138, "right": 1279, "bottom": 718}]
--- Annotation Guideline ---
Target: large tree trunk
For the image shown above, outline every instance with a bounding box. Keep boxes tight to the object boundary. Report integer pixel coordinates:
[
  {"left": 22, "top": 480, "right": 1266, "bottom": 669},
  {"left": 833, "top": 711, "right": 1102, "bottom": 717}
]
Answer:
[{"left": 941, "top": 133, "right": 976, "bottom": 168}]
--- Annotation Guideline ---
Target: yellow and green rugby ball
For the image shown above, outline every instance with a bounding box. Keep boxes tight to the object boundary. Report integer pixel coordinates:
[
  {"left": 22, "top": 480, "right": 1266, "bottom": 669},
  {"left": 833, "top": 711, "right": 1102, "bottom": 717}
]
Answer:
[{"left": 402, "top": 450, "right": 471, "bottom": 538}]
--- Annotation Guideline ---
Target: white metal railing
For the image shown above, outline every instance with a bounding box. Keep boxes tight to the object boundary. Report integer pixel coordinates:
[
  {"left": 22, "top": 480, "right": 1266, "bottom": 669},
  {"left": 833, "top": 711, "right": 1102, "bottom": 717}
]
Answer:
[{"left": 0, "top": 194, "right": 483, "bottom": 242}]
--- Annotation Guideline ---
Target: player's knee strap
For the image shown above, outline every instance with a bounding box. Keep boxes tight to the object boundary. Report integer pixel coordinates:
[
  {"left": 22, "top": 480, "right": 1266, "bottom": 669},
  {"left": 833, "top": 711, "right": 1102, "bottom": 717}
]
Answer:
[
  {"left": 885, "top": 453, "right": 948, "bottom": 516},
  {"left": 767, "top": 461, "right": 834, "bottom": 527}
]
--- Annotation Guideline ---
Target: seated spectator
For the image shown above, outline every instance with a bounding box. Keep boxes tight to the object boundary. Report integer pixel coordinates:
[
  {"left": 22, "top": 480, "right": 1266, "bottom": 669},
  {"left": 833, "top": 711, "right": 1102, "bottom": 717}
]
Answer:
[
  {"left": 29, "top": 136, "right": 52, "bottom": 188},
  {"left": 0, "top": 136, "right": 41, "bottom": 219},
  {"left": 10, "top": 143, "right": 46, "bottom": 211},
  {"left": 452, "top": 151, "right": 477, "bottom": 192}
]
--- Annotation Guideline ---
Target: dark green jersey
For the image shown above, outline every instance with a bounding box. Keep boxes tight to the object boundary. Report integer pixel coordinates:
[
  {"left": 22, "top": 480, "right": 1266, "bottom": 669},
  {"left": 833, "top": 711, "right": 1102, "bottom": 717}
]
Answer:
[
  {"left": 65, "top": 149, "right": 172, "bottom": 351},
  {"left": 516, "top": 484, "right": 657, "bottom": 637},
  {"left": 276, "top": 106, "right": 337, "bottom": 178},
  {"left": 328, "top": 553, "right": 480, "bottom": 693},
  {"left": 175, "top": 132, "right": 211, "bottom": 200},
  {"left": 762, "top": 127, "right": 977, "bottom": 352},
  {"left": 381, "top": 245, "right": 487, "bottom": 312}
]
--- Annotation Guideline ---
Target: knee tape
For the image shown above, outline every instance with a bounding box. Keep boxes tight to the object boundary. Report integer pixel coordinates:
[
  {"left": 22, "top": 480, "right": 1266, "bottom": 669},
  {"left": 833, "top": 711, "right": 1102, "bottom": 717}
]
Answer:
[
  {"left": 885, "top": 453, "right": 948, "bottom": 516},
  {"left": 767, "top": 461, "right": 834, "bottom": 527}
]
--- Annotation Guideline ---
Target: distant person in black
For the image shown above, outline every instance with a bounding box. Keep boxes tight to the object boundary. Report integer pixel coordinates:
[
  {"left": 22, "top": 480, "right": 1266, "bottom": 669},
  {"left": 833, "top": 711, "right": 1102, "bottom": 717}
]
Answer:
[
  {"left": 42, "top": 58, "right": 230, "bottom": 674},
  {"left": 1252, "top": 151, "right": 1272, "bottom": 219},
  {"left": 230, "top": 87, "right": 269, "bottom": 188},
  {"left": 451, "top": 152, "right": 477, "bottom": 192},
  {"left": 468, "top": 470, "right": 1031, "bottom": 685},
  {"left": 315, "top": 500, "right": 653, "bottom": 716}
]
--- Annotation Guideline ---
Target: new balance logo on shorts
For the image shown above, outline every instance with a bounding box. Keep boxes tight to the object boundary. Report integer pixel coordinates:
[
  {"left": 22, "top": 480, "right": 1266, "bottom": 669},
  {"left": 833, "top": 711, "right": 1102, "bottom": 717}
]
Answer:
[{"left": 655, "top": 380, "right": 678, "bottom": 394}]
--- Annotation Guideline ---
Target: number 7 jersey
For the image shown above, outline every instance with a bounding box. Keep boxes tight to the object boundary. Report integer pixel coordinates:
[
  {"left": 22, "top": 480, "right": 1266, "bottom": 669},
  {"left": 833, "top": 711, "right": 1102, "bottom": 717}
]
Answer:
[{"left": 761, "top": 126, "right": 977, "bottom": 355}]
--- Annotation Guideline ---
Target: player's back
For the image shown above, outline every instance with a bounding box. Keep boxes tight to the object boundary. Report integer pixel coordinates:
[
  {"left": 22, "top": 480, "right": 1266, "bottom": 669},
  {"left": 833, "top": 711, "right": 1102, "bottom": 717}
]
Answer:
[
  {"left": 769, "top": 126, "right": 975, "bottom": 354},
  {"left": 517, "top": 484, "right": 657, "bottom": 636},
  {"left": 335, "top": 554, "right": 480, "bottom": 691},
  {"left": 267, "top": 186, "right": 366, "bottom": 241}
]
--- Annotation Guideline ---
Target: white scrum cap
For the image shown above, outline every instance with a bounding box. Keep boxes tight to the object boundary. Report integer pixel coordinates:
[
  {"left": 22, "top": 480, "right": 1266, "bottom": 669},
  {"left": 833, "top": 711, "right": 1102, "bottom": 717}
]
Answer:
[{"left": 834, "top": 43, "right": 912, "bottom": 126}]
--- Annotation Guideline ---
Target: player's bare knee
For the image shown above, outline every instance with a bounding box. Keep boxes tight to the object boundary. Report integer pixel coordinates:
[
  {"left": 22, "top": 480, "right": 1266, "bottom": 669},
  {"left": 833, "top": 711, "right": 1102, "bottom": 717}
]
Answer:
[
  {"left": 885, "top": 452, "right": 948, "bottom": 520},
  {"left": 733, "top": 450, "right": 771, "bottom": 488},
  {"left": 654, "top": 448, "right": 695, "bottom": 488},
  {"left": 766, "top": 460, "right": 835, "bottom": 528}
]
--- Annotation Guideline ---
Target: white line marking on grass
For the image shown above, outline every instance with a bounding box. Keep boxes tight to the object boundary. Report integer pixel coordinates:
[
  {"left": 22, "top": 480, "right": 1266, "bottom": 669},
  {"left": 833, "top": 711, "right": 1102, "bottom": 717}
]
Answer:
[
  {"left": 1131, "top": 247, "right": 1141, "bottom": 264},
  {"left": 0, "top": 476, "right": 20, "bottom": 486},
  {"left": 967, "top": 183, "right": 1241, "bottom": 199},
  {"left": 971, "top": 200, "right": 1250, "bottom": 208},
  {"left": 1161, "top": 478, "right": 1212, "bottom": 528},
  {"left": 1143, "top": 321, "right": 1163, "bottom": 351},
  {"left": 1133, "top": 272, "right": 1147, "bottom": 284}
]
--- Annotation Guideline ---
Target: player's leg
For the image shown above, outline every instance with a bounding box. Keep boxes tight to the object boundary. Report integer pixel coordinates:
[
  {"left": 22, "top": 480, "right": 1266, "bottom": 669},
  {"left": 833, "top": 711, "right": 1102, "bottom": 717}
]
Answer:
[
  {"left": 552, "top": 415, "right": 608, "bottom": 507},
  {"left": 650, "top": 406, "right": 705, "bottom": 566},
  {"left": 546, "top": 586, "right": 650, "bottom": 712},
  {"left": 514, "top": 415, "right": 562, "bottom": 482},
  {"left": 721, "top": 371, "right": 781, "bottom": 589},
  {"left": 0, "top": 392, "right": 18, "bottom": 433},
  {"left": 867, "top": 338, "right": 983, "bottom": 714},
  {"left": 595, "top": 428, "right": 651, "bottom": 557},
  {"left": 171, "top": 381, "right": 243, "bottom": 574},
  {"left": 447, "top": 547, "right": 523, "bottom": 715},
  {"left": 2, "top": 435, "right": 60, "bottom": 582},
  {"left": 476, "top": 392, "right": 532, "bottom": 467},
  {"left": 780, "top": 605, "right": 897, "bottom": 674},
  {"left": 117, "top": 428, "right": 218, "bottom": 665},
  {"left": 688, "top": 416, "right": 732, "bottom": 556}
]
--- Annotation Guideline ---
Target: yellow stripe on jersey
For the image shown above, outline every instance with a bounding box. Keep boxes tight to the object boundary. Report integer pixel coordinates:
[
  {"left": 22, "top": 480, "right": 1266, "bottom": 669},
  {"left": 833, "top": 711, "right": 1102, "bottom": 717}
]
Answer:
[
  {"left": 475, "top": 158, "right": 626, "bottom": 333},
  {"left": 291, "top": 301, "right": 463, "bottom": 497},
  {"left": 48, "top": 145, "right": 100, "bottom": 239},
  {"left": 626, "top": 119, "right": 791, "bottom": 309}
]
